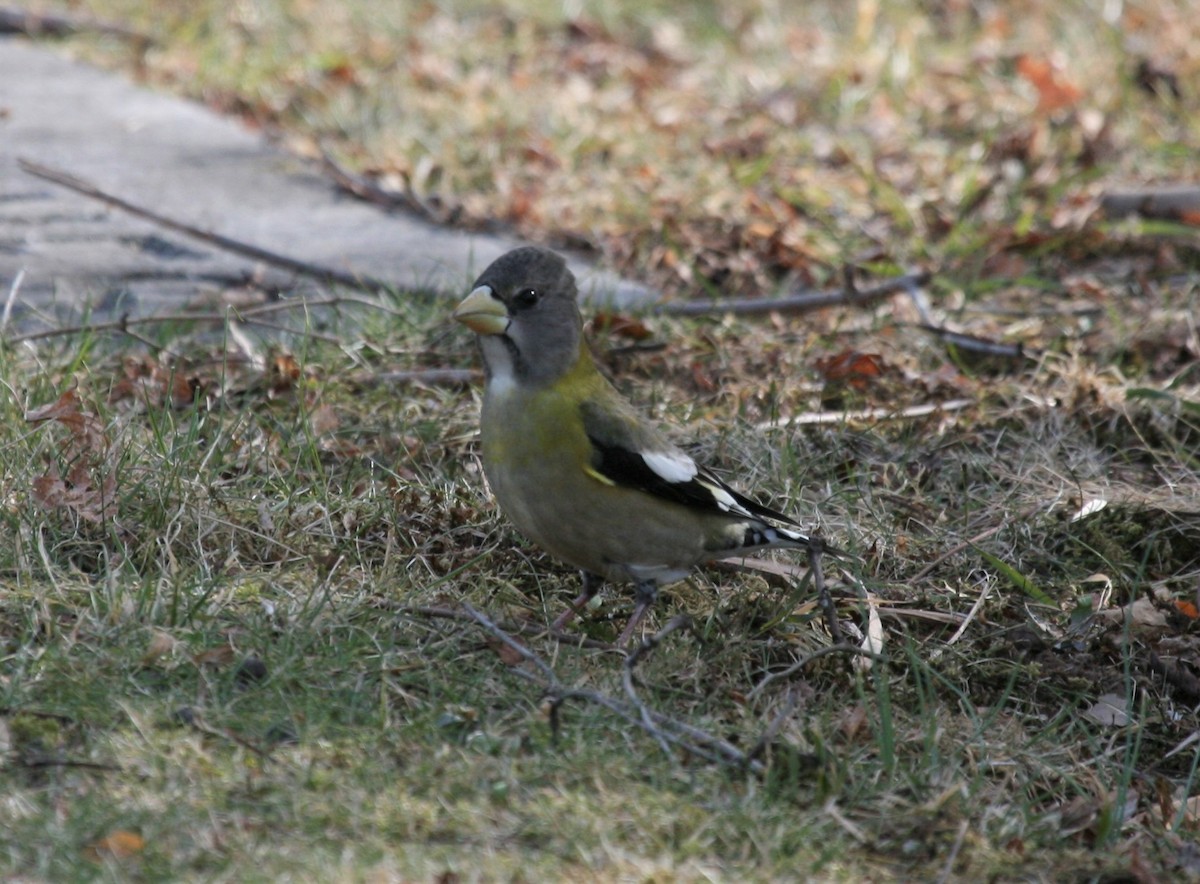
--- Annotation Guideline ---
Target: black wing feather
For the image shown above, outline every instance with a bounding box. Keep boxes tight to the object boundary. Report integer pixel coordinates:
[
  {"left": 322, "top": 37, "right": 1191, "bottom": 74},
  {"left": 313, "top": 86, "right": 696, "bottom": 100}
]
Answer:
[{"left": 586, "top": 434, "right": 803, "bottom": 528}]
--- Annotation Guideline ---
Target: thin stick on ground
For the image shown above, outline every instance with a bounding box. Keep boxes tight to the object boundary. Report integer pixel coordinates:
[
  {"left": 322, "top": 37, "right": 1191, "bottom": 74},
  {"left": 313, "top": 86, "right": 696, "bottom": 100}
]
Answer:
[
  {"left": 622, "top": 615, "right": 692, "bottom": 760},
  {"left": 17, "top": 159, "right": 406, "bottom": 295},
  {"left": 455, "top": 603, "right": 765, "bottom": 773},
  {"left": 320, "top": 147, "right": 455, "bottom": 225},
  {"left": 748, "top": 643, "right": 887, "bottom": 701},
  {"left": 5, "top": 295, "right": 406, "bottom": 347},
  {"left": 654, "top": 268, "right": 932, "bottom": 318},
  {"left": 394, "top": 604, "right": 616, "bottom": 651},
  {"left": 0, "top": 5, "right": 152, "bottom": 43},
  {"left": 909, "top": 502, "right": 1044, "bottom": 582}
]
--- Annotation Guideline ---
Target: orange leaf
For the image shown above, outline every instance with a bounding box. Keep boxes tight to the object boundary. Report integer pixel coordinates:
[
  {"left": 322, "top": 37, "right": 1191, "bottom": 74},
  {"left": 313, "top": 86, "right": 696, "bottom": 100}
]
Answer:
[
  {"left": 1174, "top": 600, "right": 1199, "bottom": 619},
  {"left": 1016, "top": 55, "right": 1083, "bottom": 114},
  {"left": 270, "top": 352, "right": 301, "bottom": 393},
  {"left": 592, "top": 311, "right": 652, "bottom": 341},
  {"left": 85, "top": 830, "right": 144, "bottom": 861},
  {"left": 814, "top": 350, "right": 885, "bottom": 389}
]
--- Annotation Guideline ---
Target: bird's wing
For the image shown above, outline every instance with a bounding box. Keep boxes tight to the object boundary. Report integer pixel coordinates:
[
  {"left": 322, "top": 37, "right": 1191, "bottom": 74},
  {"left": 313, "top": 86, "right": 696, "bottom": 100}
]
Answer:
[{"left": 578, "top": 398, "right": 802, "bottom": 528}]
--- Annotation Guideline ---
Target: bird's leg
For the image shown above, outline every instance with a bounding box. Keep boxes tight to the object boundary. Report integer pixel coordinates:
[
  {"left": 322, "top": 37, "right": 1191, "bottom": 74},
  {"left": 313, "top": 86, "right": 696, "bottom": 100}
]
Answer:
[
  {"left": 617, "top": 580, "right": 659, "bottom": 647},
  {"left": 809, "top": 535, "right": 842, "bottom": 643},
  {"left": 551, "top": 571, "right": 602, "bottom": 631}
]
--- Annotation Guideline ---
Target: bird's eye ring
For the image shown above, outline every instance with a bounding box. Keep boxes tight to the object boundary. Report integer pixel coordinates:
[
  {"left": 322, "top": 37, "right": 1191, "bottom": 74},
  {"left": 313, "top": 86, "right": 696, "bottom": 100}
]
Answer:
[{"left": 514, "top": 288, "right": 539, "bottom": 308}]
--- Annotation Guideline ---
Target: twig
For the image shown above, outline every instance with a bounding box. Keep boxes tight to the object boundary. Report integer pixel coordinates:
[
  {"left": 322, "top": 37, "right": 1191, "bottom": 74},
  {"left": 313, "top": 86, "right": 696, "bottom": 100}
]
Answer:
[
  {"left": 945, "top": 581, "right": 992, "bottom": 646},
  {"left": 756, "top": 397, "right": 974, "bottom": 431},
  {"left": 392, "top": 604, "right": 616, "bottom": 651},
  {"left": 654, "top": 269, "right": 932, "bottom": 318},
  {"left": 455, "top": 603, "right": 764, "bottom": 773},
  {"left": 909, "top": 502, "right": 1044, "bottom": 582},
  {"left": 0, "top": 5, "right": 152, "bottom": 43},
  {"left": 748, "top": 643, "right": 887, "bottom": 700},
  {"left": 358, "top": 368, "right": 480, "bottom": 387},
  {"left": 18, "top": 159, "right": 404, "bottom": 294},
  {"left": 919, "top": 324, "right": 1036, "bottom": 362},
  {"left": 17, "top": 755, "right": 122, "bottom": 772},
  {"left": 746, "top": 685, "right": 804, "bottom": 761},
  {"left": 319, "top": 147, "right": 454, "bottom": 225},
  {"left": 0, "top": 707, "right": 75, "bottom": 723},
  {"left": 461, "top": 602, "right": 560, "bottom": 686},
  {"left": 622, "top": 616, "right": 692, "bottom": 759},
  {"left": 4, "top": 293, "right": 404, "bottom": 347},
  {"left": 936, "top": 819, "right": 971, "bottom": 884},
  {"left": 181, "top": 711, "right": 270, "bottom": 759},
  {"left": 1101, "top": 187, "right": 1200, "bottom": 220}
]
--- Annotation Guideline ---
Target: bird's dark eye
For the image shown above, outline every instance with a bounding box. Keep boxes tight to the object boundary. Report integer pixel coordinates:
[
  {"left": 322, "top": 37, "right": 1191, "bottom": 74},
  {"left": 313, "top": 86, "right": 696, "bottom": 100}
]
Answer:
[{"left": 513, "top": 288, "right": 539, "bottom": 308}]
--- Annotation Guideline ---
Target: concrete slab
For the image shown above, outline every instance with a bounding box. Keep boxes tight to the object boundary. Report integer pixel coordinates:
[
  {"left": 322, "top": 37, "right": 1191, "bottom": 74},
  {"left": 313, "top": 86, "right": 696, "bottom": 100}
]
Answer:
[{"left": 0, "top": 36, "right": 650, "bottom": 333}]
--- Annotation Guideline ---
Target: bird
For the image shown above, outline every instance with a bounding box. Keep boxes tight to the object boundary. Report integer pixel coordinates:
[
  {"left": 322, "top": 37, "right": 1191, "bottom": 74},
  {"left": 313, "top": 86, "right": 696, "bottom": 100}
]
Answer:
[{"left": 453, "top": 246, "right": 832, "bottom": 646}]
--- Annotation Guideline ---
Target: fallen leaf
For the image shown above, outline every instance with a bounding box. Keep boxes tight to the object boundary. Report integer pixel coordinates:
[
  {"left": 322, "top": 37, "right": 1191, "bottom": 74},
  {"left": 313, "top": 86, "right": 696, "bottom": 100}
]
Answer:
[
  {"left": 25, "top": 388, "right": 107, "bottom": 456},
  {"left": 309, "top": 402, "right": 340, "bottom": 436},
  {"left": 1082, "top": 693, "right": 1132, "bottom": 727},
  {"left": 592, "top": 311, "right": 652, "bottom": 341},
  {"left": 193, "top": 644, "right": 237, "bottom": 667},
  {"left": 1097, "top": 597, "right": 1169, "bottom": 636},
  {"left": 85, "top": 830, "right": 144, "bottom": 861},
  {"left": 853, "top": 602, "right": 884, "bottom": 673},
  {"left": 1070, "top": 498, "right": 1108, "bottom": 522},
  {"left": 488, "top": 638, "right": 526, "bottom": 667},
  {"left": 270, "top": 352, "right": 301, "bottom": 394},
  {"left": 1016, "top": 54, "right": 1083, "bottom": 114},
  {"left": 141, "top": 631, "right": 180, "bottom": 665},
  {"left": 814, "top": 350, "right": 885, "bottom": 390},
  {"left": 31, "top": 463, "right": 117, "bottom": 524},
  {"left": 1175, "top": 600, "right": 1199, "bottom": 620}
]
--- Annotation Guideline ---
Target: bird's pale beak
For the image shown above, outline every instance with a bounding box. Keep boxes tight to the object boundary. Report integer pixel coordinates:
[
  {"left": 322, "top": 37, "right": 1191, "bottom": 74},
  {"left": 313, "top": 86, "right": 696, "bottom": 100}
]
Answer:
[{"left": 453, "top": 286, "right": 510, "bottom": 336}]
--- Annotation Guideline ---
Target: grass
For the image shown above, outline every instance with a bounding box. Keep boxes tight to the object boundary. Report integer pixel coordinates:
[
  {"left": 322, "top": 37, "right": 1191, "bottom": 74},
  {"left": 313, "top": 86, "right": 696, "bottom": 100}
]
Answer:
[
  {"left": 2, "top": 290, "right": 1197, "bottom": 880},
  {"left": 4, "top": 0, "right": 1200, "bottom": 880}
]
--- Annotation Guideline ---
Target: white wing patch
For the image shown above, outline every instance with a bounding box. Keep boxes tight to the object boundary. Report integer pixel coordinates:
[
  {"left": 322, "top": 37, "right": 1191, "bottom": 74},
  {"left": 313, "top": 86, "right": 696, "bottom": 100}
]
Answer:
[
  {"left": 642, "top": 450, "right": 698, "bottom": 484},
  {"left": 696, "top": 477, "right": 744, "bottom": 514}
]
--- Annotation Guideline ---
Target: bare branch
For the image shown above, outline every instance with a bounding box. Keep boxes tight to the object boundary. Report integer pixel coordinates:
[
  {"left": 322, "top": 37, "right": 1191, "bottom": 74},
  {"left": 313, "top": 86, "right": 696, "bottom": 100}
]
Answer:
[
  {"left": 654, "top": 269, "right": 932, "bottom": 318},
  {"left": 18, "top": 159, "right": 405, "bottom": 294},
  {"left": 461, "top": 602, "right": 561, "bottom": 686},
  {"left": 622, "top": 615, "right": 692, "bottom": 760},
  {"left": 0, "top": 5, "right": 152, "bottom": 43},
  {"left": 319, "top": 147, "right": 454, "bottom": 225},
  {"left": 441, "top": 604, "right": 765, "bottom": 773},
  {"left": 749, "top": 643, "right": 887, "bottom": 701}
]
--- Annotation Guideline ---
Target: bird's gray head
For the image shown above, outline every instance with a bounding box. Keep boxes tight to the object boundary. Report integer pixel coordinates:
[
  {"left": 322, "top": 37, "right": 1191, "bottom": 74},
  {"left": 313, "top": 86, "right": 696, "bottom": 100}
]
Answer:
[{"left": 453, "top": 247, "right": 584, "bottom": 387}]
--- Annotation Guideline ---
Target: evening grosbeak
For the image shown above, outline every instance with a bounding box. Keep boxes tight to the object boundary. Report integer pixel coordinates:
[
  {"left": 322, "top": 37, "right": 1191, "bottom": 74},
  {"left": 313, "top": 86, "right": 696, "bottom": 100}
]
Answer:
[{"left": 454, "top": 246, "right": 829, "bottom": 645}]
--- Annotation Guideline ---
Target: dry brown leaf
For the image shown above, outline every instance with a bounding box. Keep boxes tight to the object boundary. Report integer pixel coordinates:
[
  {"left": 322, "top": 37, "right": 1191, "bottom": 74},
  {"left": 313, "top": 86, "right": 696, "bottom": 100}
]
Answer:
[
  {"left": 488, "top": 638, "right": 526, "bottom": 667},
  {"left": 814, "top": 350, "right": 886, "bottom": 390},
  {"left": 309, "top": 402, "right": 340, "bottom": 436},
  {"left": 26, "top": 388, "right": 107, "bottom": 456},
  {"left": 193, "top": 644, "right": 237, "bottom": 667},
  {"left": 31, "top": 463, "right": 117, "bottom": 524},
  {"left": 591, "top": 311, "right": 652, "bottom": 341},
  {"left": 84, "top": 830, "right": 145, "bottom": 861},
  {"left": 141, "top": 630, "right": 180, "bottom": 665},
  {"left": 269, "top": 352, "right": 301, "bottom": 394},
  {"left": 1016, "top": 54, "right": 1083, "bottom": 115}
]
